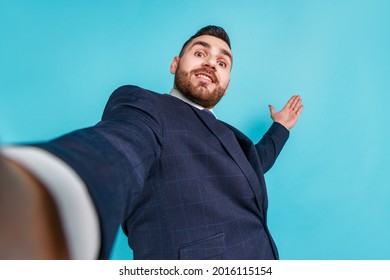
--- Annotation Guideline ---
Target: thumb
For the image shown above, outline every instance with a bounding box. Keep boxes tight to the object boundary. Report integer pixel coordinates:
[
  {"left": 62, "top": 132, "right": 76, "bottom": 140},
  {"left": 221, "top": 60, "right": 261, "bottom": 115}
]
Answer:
[{"left": 268, "top": 105, "right": 276, "bottom": 118}]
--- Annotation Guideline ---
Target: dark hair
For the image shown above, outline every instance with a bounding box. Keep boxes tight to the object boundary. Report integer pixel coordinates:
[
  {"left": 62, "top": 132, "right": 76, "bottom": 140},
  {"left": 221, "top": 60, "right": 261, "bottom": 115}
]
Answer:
[{"left": 179, "top": 25, "right": 231, "bottom": 56}]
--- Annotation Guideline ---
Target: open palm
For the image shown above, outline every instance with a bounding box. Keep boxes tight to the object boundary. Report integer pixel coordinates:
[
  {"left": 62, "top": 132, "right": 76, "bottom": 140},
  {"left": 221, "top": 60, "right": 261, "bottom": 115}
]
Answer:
[{"left": 269, "top": 95, "right": 303, "bottom": 130}]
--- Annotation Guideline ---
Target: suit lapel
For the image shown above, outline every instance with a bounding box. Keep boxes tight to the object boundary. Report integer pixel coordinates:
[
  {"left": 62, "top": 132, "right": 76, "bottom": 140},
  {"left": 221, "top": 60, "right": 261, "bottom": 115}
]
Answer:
[
  {"left": 222, "top": 121, "right": 269, "bottom": 212},
  {"left": 191, "top": 107, "right": 265, "bottom": 216}
]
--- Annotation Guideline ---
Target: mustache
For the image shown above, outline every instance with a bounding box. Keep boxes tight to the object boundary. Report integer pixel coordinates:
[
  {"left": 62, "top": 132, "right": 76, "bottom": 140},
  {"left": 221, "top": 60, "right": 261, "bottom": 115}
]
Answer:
[{"left": 191, "top": 68, "right": 218, "bottom": 83}]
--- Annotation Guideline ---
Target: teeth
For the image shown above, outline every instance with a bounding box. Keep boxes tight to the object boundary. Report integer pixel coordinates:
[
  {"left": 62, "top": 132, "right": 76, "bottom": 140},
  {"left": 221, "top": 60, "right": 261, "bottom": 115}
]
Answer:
[{"left": 197, "top": 74, "right": 212, "bottom": 82}]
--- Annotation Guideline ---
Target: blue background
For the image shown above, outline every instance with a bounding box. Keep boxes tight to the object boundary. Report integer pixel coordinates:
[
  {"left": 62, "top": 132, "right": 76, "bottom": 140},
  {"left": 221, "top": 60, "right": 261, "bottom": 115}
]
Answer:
[{"left": 1, "top": 0, "right": 389, "bottom": 260}]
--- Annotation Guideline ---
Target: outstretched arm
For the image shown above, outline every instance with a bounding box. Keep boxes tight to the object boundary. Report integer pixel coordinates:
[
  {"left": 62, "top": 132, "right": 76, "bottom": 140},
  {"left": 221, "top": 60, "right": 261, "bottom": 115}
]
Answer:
[
  {"left": 269, "top": 95, "right": 303, "bottom": 130},
  {"left": 255, "top": 95, "right": 303, "bottom": 172}
]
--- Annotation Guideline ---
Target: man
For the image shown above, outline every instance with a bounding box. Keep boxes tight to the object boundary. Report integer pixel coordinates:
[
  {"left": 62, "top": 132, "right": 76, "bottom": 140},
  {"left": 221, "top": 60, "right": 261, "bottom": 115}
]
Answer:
[{"left": 0, "top": 25, "right": 303, "bottom": 259}]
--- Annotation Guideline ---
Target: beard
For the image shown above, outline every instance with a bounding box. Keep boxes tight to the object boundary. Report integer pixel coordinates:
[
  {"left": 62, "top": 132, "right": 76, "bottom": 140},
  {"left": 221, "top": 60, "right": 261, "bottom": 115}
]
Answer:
[{"left": 174, "top": 63, "right": 228, "bottom": 108}]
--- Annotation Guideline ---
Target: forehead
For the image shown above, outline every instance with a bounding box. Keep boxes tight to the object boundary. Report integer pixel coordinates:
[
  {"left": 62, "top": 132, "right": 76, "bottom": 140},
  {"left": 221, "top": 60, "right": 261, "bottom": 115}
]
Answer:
[{"left": 185, "top": 35, "right": 233, "bottom": 60}]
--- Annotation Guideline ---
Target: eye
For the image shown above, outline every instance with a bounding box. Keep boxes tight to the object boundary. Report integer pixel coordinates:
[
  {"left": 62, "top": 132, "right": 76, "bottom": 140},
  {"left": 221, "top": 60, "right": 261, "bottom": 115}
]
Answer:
[
  {"left": 194, "top": 51, "right": 205, "bottom": 57},
  {"left": 218, "top": 61, "right": 227, "bottom": 68}
]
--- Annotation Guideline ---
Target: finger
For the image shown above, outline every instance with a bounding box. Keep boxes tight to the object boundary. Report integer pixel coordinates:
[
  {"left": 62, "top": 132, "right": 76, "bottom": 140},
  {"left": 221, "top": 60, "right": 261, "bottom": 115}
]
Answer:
[
  {"left": 296, "top": 104, "right": 304, "bottom": 115},
  {"left": 268, "top": 105, "right": 276, "bottom": 116},
  {"left": 285, "top": 95, "right": 297, "bottom": 108},
  {"left": 290, "top": 95, "right": 301, "bottom": 110}
]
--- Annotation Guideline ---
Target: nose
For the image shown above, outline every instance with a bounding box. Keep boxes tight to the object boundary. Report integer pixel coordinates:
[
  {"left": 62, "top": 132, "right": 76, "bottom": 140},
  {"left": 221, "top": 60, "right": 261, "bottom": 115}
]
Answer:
[{"left": 202, "top": 56, "right": 217, "bottom": 71}]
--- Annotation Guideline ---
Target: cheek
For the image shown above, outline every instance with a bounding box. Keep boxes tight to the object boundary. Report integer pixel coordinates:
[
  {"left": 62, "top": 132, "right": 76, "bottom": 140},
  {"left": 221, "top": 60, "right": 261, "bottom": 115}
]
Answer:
[
  {"left": 179, "top": 56, "right": 198, "bottom": 70},
  {"left": 219, "top": 72, "right": 230, "bottom": 86}
]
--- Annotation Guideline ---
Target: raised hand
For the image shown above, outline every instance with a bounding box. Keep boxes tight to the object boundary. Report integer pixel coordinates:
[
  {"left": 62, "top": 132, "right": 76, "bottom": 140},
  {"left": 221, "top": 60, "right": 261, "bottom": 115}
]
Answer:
[{"left": 268, "top": 95, "right": 303, "bottom": 130}]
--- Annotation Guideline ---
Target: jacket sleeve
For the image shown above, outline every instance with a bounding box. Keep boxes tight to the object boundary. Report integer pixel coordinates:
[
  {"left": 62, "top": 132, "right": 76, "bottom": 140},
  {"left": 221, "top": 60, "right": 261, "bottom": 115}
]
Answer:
[
  {"left": 255, "top": 122, "right": 290, "bottom": 173},
  {"left": 34, "top": 85, "right": 163, "bottom": 259}
]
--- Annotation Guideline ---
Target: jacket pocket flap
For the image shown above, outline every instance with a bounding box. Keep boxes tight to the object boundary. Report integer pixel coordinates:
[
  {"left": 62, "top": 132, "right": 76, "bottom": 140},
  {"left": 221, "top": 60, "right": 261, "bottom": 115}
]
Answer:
[{"left": 179, "top": 233, "right": 225, "bottom": 260}]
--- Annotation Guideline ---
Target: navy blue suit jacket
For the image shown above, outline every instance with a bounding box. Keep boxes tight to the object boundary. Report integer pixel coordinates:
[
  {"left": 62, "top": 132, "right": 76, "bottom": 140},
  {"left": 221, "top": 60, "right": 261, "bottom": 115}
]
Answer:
[{"left": 36, "top": 85, "right": 289, "bottom": 259}]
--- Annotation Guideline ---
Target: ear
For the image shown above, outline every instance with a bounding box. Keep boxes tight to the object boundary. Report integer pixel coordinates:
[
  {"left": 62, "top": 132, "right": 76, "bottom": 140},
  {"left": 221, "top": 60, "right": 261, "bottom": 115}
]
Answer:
[{"left": 170, "top": 56, "right": 180, "bottom": 74}]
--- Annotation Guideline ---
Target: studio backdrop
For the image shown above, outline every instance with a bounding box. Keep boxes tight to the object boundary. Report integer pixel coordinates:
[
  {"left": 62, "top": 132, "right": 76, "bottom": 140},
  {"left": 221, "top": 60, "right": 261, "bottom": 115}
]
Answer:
[{"left": 1, "top": 0, "right": 389, "bottom": 259}]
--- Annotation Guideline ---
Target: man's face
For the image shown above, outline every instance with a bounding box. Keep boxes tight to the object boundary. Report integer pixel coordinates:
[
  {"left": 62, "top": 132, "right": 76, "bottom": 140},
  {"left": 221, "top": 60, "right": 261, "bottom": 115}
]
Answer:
[{"left": 170, "top": 35, "right": 232, "bottom": 109}]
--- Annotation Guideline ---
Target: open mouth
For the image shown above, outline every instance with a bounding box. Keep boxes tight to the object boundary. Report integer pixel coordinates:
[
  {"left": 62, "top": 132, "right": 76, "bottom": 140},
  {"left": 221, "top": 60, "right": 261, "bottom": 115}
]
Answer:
[{"left": 194, "top": 70, "right": 216, "bottom": 83}]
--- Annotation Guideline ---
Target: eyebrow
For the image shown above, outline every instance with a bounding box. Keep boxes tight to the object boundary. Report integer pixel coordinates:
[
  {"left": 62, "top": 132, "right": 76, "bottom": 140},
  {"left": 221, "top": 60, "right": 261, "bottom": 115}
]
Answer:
[{"left": 189, "top": 41, "right": 233, "bottom": 63}]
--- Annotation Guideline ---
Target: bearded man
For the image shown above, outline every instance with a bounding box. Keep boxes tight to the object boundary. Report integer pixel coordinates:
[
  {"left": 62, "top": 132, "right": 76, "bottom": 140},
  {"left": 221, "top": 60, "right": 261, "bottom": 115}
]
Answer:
[{"left": 0, "top": 25, "right": 303, "bottom": 260}]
